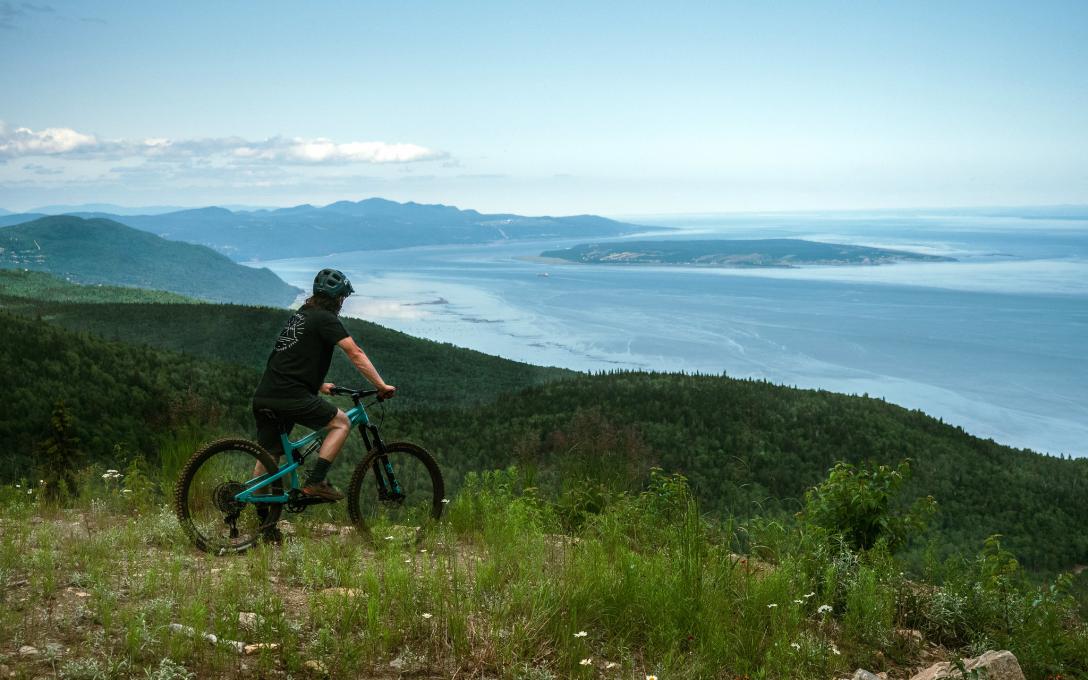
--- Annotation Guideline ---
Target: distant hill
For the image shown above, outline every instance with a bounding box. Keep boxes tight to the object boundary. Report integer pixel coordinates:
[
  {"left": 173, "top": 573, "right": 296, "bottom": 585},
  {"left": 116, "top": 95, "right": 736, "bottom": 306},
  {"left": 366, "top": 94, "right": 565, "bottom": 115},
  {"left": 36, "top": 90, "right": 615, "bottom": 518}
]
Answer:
[
  {"left": 0, "top": 215, "right": 301, "bottom": 306},
  {"left": 541, "top": 239, "right": 956, "bottom": 268},
  {"left": 0, "top": 270, "right": 197, "bottom": 303},
  {"left": 0, "top": 198, "right": 651, "bottom": 261}
]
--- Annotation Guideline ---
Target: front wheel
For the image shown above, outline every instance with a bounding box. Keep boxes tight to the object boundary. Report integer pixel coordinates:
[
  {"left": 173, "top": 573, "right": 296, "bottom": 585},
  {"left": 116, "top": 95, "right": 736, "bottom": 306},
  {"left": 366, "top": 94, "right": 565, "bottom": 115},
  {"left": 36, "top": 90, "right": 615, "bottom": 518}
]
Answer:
[
  {"left": 174, "top": 438, "right": 283, "bottom": 555},
  {"left": 346, "top": 441, "right": 444, "bottom": 542}
]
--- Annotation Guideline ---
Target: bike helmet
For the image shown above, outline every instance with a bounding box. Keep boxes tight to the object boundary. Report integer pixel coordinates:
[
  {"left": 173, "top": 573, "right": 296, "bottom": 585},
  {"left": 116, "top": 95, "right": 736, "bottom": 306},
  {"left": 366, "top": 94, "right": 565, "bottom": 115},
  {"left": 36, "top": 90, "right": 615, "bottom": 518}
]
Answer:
[{"left": 313, "top": 268, "right": 355, "bottom": 298}]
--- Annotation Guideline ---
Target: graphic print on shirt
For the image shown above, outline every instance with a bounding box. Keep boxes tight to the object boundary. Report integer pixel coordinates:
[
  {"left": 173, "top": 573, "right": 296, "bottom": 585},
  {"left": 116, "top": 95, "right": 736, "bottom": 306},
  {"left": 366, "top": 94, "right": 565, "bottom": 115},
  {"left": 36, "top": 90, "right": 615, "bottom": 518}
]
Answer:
[{"left": 274, "top": 313, "right": 305, "bottom": 352}]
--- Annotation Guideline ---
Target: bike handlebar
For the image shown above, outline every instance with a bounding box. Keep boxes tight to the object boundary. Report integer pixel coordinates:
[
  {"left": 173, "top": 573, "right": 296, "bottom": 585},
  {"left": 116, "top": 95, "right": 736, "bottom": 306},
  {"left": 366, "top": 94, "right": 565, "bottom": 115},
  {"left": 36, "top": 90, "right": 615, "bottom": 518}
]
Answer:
[{"left": 329, "top": 386, "right": 385, "bottom": 401}]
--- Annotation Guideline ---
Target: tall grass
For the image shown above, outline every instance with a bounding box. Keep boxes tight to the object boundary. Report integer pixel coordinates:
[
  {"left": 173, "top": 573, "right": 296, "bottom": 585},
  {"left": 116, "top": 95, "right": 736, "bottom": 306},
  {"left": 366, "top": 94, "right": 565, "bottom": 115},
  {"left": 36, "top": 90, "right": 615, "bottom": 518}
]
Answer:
[{"left": 1, "top": 463, "right": 1086, "bottom": 679}]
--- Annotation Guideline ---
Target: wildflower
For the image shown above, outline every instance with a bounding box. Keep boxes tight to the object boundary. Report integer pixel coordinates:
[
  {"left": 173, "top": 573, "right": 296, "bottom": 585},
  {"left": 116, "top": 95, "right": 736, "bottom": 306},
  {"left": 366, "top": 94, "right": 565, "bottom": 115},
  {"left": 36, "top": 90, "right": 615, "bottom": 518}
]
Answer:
[
  {"left": 122, "top": 489, "right": 133, "bottom": 495},
  {"left": 803, "top": 592, "right": 816, "bottom": 599},
  {"left": 422, "top": 613, "right": 432, "bottom": 619},
  {"left": 384, "top": 535, "right": 394, "bottom": 540},
  {"left": 420, "top": 548, "right": 427, "bottom": 553},
  {"left": 766, "top": 603, "right": 777, "bottom": 608},
  {"left": 830, "top": 643, "right": 841, "bottom": 656},
  {"left": 793, "top": 599, "right": 803, "bottom": 604},
  {"left": 580, "top": 658, "right": 592, "bottom": 666},
  {"left": 790, "top": 642, "right": 801, "bottom": 651},
  {"left": 14, "top": 484, "right": 19, "bottom": 488},
  {"left": 441, "top": 498, "right": 450, "bottom": 504},
  {"left": 817, "top": 604, "right": 832, "bottom": 615},
  {"left": 404, "top": 559, "right": 411, "bottom": 563},
  {"left": 647, "top": 675, "right": 659, "bottom": 680},
  {"left": 574, "top": 630, "right": 588, "bottom": 638},
  {"left": 27, "top": 489, "right": 33, "bottom": 494}
]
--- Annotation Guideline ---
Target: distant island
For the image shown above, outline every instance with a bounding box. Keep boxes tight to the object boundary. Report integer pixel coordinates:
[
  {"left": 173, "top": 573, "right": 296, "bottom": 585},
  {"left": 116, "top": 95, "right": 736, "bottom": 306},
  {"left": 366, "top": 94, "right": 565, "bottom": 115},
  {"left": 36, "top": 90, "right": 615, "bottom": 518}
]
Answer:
[{"left": 539, "top": 239, "right": 956, "bottom": 268}]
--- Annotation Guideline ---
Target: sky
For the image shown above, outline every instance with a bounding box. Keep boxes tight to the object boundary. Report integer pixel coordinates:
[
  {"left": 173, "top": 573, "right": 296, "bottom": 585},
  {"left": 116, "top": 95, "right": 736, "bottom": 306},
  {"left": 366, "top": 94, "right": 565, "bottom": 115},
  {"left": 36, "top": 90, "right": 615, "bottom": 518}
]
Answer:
[{"left": 1, "top": 0, "right": 1086, "bottom": 215}]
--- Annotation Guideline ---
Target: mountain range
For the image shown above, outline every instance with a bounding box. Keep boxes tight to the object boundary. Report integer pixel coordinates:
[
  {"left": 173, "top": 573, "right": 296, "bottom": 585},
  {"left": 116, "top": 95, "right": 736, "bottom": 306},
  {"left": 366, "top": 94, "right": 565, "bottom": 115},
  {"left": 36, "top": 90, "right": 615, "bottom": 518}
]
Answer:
[{"left": 0, "top": 198, "right": 648, "bottom": 261}]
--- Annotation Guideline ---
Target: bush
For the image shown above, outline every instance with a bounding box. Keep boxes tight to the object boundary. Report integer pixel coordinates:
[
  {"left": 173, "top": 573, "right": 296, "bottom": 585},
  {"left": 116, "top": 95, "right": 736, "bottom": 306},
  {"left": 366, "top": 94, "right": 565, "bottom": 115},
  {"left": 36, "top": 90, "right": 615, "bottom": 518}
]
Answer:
[{"left": 799, "top": 460, "right": 936, "bottom": 552}]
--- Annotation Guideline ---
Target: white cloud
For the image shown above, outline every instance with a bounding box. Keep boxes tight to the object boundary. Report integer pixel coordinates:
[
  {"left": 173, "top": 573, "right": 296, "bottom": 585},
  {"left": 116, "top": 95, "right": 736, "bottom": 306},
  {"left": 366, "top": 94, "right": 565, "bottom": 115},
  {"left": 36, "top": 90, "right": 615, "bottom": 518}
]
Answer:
[
  {"left": 0, "top": 122, "right": 97, "bottom": 156},
  {"left": 0, "top": 122, "right": 446, "bottom": 165}
]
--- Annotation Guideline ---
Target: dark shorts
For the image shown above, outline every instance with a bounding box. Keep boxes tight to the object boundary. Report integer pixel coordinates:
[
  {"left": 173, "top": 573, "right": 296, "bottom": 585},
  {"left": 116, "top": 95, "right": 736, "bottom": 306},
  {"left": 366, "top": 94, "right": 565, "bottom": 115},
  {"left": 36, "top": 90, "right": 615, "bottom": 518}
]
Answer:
[{"left": 252, "top": 394, "right": 339, "bottom": 457}]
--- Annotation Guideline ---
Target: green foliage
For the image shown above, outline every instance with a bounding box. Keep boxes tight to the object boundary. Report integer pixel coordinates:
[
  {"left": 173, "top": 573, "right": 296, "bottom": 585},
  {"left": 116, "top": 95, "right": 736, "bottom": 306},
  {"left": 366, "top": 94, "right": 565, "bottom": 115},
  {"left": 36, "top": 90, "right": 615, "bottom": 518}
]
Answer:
[
  {"left": 36, "top": 400, "right": 83, "bottom": 502},
  {"left": 0, "top": 270, "right": 197, "bottom": 303},
  {"left": 800, "top": 460, "right": 937, "bottom": 551}
]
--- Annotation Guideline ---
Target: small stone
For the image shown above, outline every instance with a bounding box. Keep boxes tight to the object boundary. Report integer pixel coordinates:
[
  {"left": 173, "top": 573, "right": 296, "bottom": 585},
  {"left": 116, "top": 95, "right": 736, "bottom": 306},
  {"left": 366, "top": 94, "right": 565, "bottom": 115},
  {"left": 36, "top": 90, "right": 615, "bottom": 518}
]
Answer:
[
  {"left": 304, "top": 659, "right": 328, "bottom": 676},
  {"left": 18, "top": 645, "right": 39, "bottom": 657},
  {"left": 65, "top": 587, "right": 91, "bottom": 598},
  {"left": 389, "top": 657, "right": 405, "bottom": 669},
  {"left": 238, "top": 611, "right": 263, "bottom": 630},
  {"left": 853, "top": 670, "right": 881, "bottom": 680}
]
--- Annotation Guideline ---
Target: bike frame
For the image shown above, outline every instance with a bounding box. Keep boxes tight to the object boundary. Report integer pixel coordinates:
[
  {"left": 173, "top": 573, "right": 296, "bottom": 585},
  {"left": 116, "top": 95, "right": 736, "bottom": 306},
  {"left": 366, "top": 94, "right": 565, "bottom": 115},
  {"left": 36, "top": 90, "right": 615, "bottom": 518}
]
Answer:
[{"left": 233, "top": 399, "right": 382, "bottom": 504}]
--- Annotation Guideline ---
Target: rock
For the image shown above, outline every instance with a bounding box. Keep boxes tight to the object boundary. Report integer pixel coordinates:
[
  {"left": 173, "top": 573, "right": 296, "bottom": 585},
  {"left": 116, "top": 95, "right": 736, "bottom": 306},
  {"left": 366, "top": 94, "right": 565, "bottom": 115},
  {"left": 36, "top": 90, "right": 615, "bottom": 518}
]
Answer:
[
  {"left": 910, "top": 650, "right": 1025, "bottom": 680},
  {"left": 244, "top": 643, "right": 280, "bottom": 655},
  {"left": 853, "top": 670, "right": 881, "bottom": 680},
  {"left": 304, "top": 659, "right": 328, "bottom": 676},
  {"left": 238, "top": 611, "right": 264, "bottom": 630},
  {"left": 18, "top": 645, "right": 39, "bottom": 657}
]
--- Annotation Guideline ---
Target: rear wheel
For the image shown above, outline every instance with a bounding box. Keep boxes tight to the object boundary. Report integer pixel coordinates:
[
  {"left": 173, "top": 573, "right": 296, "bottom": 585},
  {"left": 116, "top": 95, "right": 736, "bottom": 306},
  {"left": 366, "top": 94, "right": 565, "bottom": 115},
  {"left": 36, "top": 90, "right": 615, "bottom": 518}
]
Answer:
[
  {"left": 174, "top": 438, "right": 283, "bottom": 554},
  {"left": 347, "top": 441, "right": 444, "bottom": 543}
]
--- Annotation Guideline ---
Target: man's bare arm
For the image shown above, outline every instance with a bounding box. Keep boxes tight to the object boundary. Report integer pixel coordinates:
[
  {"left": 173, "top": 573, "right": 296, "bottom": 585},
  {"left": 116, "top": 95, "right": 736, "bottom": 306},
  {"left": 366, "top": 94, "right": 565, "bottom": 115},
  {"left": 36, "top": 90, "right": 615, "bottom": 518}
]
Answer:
[{"left": 336, "top": 336, "right": 396, "bottom": 397}]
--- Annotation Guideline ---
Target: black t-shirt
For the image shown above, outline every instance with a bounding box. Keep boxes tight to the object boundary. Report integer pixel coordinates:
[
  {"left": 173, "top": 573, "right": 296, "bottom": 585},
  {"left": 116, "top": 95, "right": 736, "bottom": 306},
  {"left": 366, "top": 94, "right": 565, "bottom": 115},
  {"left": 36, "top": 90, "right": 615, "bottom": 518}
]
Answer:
[{"left": 254, "top": 305, "right": 350, "bottom": 397}]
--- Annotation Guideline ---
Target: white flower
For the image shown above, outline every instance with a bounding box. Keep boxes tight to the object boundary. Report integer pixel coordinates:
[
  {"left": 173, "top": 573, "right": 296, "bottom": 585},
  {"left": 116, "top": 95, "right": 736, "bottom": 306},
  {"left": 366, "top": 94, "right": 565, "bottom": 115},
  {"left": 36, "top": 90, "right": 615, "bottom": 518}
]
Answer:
[
  {"left": 122, "top": 489, "right": 132, "bottom": 495},
  {"left": 441, "top": 498, "right": 450, "bottom": 504},
  {"left": 421, "top": 613, "right": 432, "bottom": 619},
  {"left": 14, "top": 484, "right": 20, "bottom": 488},
  {"left": 384, "top": 535, "right": 394, "bottom": 540},
  {"left": 573, "top": 630, "right": 588, "bottom": 638},
  {"left": 420, "top": 549, "right": 427, "bottom": 553},
  {"left": 647, "top": 675, "right": 659, "bottom": 680},
  {"left": 579, "top": 658, "right": 592, "bottom": 666},
  {"left": 27, "top": 489, "right": 33, "bottom": 494},
  {"left": 803, "top": 592, "right": 816, "bottom": 599},
  {"left": 404, "top": 559, "right": 411, "bottom": 563},
  {"left": 790, "top": 642, "right": 801, "bottom": 650},
  {"left": 817, "top": 604, "right": 833, "bottom": 615},
  {"left": 830, "top": 643, "right": 841, "bottom": 655},
  {"left": 767, "top": 603, "right": 777, "bottom": 608},
  {"left": 793, "top": 599, "right": 803, "bottom": 604}
]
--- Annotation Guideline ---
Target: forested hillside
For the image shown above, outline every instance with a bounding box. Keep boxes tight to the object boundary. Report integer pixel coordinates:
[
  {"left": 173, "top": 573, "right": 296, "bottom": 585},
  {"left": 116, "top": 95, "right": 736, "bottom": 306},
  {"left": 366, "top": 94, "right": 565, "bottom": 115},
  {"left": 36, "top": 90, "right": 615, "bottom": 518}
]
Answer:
[
  {"left": 0, "top": 279, "right": 573, "bottom": 407},
  {"left": 0, "top": 216, "right": 300, "bottom": 305},
  {"left": 2, "top": 273, "right": 1086, "bottom": 573}
]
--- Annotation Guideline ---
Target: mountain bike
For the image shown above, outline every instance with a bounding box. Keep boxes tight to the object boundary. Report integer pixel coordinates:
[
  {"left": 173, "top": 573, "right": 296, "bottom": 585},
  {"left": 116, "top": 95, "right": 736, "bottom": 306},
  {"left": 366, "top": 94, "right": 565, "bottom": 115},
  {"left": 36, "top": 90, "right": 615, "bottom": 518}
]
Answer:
[{"left": 174, "top": 387, "right": 444, "bottom": 554}]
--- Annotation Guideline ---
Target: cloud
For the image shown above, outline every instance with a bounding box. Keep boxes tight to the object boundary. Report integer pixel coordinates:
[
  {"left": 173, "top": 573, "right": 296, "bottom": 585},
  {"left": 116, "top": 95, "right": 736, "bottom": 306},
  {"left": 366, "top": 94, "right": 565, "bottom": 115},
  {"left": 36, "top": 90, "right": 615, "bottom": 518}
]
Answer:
[{"left": 0, "top": 122, "right": 447, "bottom": 165}]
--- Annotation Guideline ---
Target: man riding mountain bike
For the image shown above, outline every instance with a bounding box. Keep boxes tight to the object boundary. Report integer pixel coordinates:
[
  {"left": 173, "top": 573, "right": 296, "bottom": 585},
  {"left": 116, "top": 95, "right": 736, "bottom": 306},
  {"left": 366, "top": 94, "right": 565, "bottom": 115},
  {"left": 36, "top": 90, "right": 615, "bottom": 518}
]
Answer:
[{"left": 252, "top": 268, "right": 396, "bottom": 502}]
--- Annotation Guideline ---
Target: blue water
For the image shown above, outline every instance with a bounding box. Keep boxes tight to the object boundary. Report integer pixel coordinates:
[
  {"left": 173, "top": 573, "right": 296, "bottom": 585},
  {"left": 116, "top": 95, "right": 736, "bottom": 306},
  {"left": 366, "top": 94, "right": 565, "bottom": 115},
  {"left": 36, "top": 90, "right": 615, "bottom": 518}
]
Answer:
[{"left": 255, "top": 213, "right": 1088, "bottom": 457}]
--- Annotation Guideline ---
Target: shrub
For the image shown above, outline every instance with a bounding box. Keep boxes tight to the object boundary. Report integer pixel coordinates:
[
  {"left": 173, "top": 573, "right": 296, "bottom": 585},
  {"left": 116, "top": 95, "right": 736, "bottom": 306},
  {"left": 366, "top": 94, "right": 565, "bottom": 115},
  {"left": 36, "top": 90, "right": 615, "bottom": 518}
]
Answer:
[{"left": 799, "top": 460, "right": 936, "bottom": 552}]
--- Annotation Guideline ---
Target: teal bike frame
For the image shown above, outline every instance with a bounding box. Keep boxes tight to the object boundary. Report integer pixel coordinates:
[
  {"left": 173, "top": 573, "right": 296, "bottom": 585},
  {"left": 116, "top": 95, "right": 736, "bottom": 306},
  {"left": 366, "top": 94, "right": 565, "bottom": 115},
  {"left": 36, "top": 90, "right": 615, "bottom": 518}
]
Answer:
[{"left": 233, "top": 399, "right": 373, "bottom": 505}]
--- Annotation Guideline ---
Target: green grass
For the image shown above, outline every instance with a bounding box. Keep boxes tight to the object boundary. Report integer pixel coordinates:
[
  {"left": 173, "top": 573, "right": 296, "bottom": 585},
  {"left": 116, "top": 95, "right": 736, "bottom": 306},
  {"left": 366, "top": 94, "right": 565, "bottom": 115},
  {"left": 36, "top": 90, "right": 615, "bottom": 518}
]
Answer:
[{"left": 2, "top": 466, "right": 1086, "bottom": 679}]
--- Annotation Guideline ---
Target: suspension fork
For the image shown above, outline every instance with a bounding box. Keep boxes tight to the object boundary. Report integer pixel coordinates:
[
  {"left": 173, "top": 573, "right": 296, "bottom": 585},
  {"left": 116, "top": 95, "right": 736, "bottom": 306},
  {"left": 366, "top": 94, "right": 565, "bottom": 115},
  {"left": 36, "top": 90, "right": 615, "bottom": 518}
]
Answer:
[{"left": 358, "top": 422, "right": 404, "bottom": 499}]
